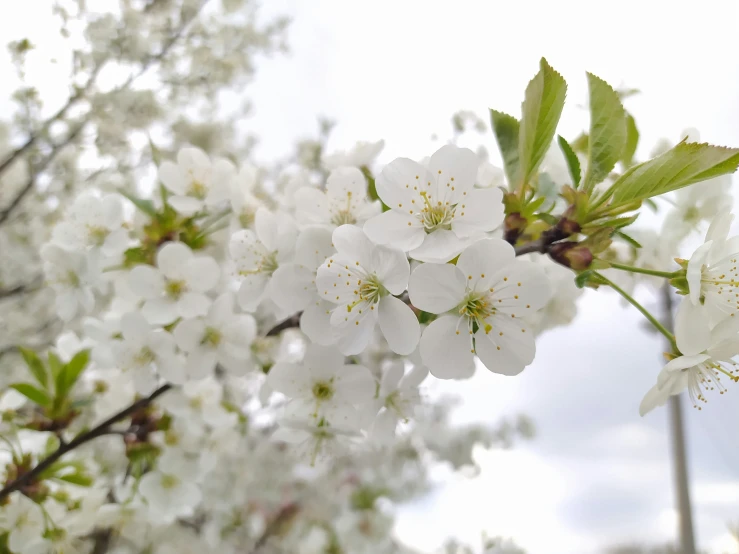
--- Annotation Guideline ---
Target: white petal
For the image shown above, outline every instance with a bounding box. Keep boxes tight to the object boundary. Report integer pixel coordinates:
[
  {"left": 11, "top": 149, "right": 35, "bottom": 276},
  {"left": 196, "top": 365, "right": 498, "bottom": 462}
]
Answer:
[
  {"left": 267, "top": 362, "right": 313, "bottom": 397},
  {"left": 674, "top": 296, "right": 711, "bottom": 356},
  {"left": 129, "top": 266, "right": 165, "bottom": 299},
  {"left": 120, "top": 312, "right": 150, "bottom": 344},
  {"left": 158, "top": 161, "right": 187, "bottom": 194},
  {"left": 663, "top": 353, "right": 711, "bottom": 374},
  {"left": 255, "top": 208, "right": 279, "bottom": 251},
  {"left": 156, "top": 242, "right": 193, "bottom": 280},
  {"left": 409, "top": 229, "right": 470, "bottom": 263},
  {"left": 326, "top": 166, "right": 367, "bottom": 201},
  {"left": 380, "top": 362, "right": 405, "bottom": 394},
  {"left": 334, "top": 364, "right": 376, "bottom": 404},
  {"left": 378, "top": 296, "right": 420, "bottom": 355},
  {"left": 142, "top": 298, "right": 179, "bottom": 325},
  {"left": 300, "top": 302, "right": 336, "bottom": 345},
  {"left": 237, "top": 274, "right": 268, "bottom": 312},
  {"left": 184, "top": 256, "right": 220, "bottom": 292},
  {"left": 303, "top": 344, "right": 346, "bottom": 377},
  {"left": 639, "top": 383, "right": 671, "bottom": 416},
  {"left": 173, "top": 318, "right": 207, "bottom": 352},
  {"left": 474, "top": 317, "right": 535, "bottom": 376},
  {"left": 178, "top": 146, "right": 210, "bottom": 172},
  {"left": 331, "top": 224, "right": 375, "bottom": 267},
  {"left": 489, "top": 260, "right": 552, "bottom": 314},
  {"left": 408, "top": 262, "right": 465, "bottom": 314},
  {"left": 427, "top": 144, "right": 478, "bottom": 204},
  {"left": 294, "top": 187, "right": 330, "bottom": 225},
  {"left": 168, "top": 195, "right": 204, "bottom": 216},
  {"left": 294, "top": 226, "right": 335, "bottom": 270},
  {"left": 457, "top": 238, "right": 515, "bottom": 291},
  {"left": 452, "top": 187, "right": 504, "bottom": 238},
  {"left": 270, "top": 264, "right": 315, "bottom": 313},
  {"left": 419, "top": 315, "right": 476, "bottom": 379},
  {"left": 316, "top": 254, "right": 365, "bottom": 305},
  {"left": 375, "top": 157, "right": 431, "bottom": 209},
  {"left": 177, "top": 292, "right": 211, "bottom": 319},
  {"left": 184, "top": 349, "right": 217, "bottom": 380},
  {"left": 332, "top": 308, "right": 377, "bottom": 355},
  {"left": 207, "top": 292, "right": 234, "bottom": 325},
  {"left": 373, "top": 245, "right": 410, "bottom": 295},
  {"left": 687, "top": 241, "right": 712, "bottom": 304},
  {"left": 363, "top": 210, "right": 425, "bottom": 251}
]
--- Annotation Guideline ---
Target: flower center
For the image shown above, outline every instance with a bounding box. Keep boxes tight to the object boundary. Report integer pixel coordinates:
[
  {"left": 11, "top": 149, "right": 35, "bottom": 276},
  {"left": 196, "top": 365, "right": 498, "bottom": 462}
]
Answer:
[
  {"left": 684, "top": 206, "right": 700, "bottom": 222},
  {"left": 161, "top": 474, "right": 180, "bottom": 490},
  {"left": 239, "top": 209, "right": 255, "bottom": 228},
  {"left": 458, "top": 291, "right": 495, "bottom": 333},
  {"left": 418, "top": 191, "right": 455, "bottom": 232},
  {"left": 188, "top": 180, "right": 207, "bottom": 200},
  {"left": 87, "top": 225, "right": 109, "bottom": 245},
  {"left": 165, "top": 279, "right": 186, "bottom": 299},
  {"left": 201, "top": 327, "right": 222, "bottom": 347},
  {"left": 685, "top": 359, "right": 738, "bottom": 410},
  {"left": 330, "top": 209, "right": 357, "bottom": 226},
  {"left": 358, "top": 274, "right": 385, "bottom": 305},
  {"left": 65, "top": 270, "right": 80, "bottom": 287},
  {"left": 239, "top": 252, "right": 279, "bottom": 277},
  {"left": 312, "top": 381, "right": 334, "bottom": 401},
  {"left": 134, "top": 346, "right": 156, "bottom": 366}
]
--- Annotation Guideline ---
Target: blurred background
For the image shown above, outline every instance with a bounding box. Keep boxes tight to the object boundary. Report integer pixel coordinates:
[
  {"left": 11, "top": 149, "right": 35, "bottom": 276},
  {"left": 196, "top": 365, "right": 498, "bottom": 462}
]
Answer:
[{"left": 2, "top": 1, "right": 739, "bottom": 552}]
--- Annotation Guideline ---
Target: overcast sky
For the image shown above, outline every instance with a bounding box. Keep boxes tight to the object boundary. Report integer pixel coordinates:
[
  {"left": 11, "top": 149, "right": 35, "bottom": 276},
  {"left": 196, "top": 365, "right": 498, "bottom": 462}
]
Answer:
[
  {"left": 3, "top": 1, "right": 739, "bottom": 553},
  {"left": 245, "top": 1, "right": 739, "bottom": 552}
]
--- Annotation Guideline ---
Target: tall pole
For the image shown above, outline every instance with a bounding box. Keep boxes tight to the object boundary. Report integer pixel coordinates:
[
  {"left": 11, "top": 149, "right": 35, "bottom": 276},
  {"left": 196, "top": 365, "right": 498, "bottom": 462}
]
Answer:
[{"left": 661, "top": 284, "right": 697, "bottom": 553}]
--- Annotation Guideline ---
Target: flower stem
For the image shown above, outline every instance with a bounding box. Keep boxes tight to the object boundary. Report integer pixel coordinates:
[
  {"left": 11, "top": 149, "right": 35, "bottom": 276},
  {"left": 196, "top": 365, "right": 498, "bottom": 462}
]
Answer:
[
  {"left": 593, "top": 271, "right": 678, "bottom": 351},
  {"left": 603, "top": 261, "right": 677, "bottom": 279}
]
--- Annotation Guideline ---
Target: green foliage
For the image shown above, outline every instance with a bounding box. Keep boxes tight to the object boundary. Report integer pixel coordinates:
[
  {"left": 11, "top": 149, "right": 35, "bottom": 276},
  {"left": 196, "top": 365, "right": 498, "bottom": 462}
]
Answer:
[
  {"left": 518, "top": 58, "right": 567, "bottom": 186},
  {"left": 10, "top": 383, "right": 51, "bottom": 407},
  {"left": 490, "top": 109, "right": 521, "bottom": 187},
  {"left": 621, "top": 113, "right": 639, "bottom": 168},
  {"left": 55, "top": 350, "right": 90, "bottom": 401},
  {"left": 118, "top": 189, "right": 157, "bottom": 217},
  {"left": 557, "top": 135, "right": 581, "bottom": 186},
  {"left": 19, "top": 346, "right": 48, "bottom": 388},
  {"left": 596, "top": 141, "right": 739, "bottom": 212},
  {"left": 582, "top": 73, "right": 626, "bottom": 191}
]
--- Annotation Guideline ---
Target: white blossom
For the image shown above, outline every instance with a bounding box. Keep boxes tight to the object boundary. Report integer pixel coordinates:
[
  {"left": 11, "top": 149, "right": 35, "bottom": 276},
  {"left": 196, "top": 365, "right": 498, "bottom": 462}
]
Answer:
[{"left": 364, "top": 144, "right": 504, "bottom": 263}]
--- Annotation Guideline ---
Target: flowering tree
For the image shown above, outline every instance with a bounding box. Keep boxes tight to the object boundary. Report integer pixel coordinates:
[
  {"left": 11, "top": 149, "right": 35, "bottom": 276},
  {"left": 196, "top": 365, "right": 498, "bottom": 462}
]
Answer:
[{"left": 1, "top": 6, "right": 739, "bottom": 552}]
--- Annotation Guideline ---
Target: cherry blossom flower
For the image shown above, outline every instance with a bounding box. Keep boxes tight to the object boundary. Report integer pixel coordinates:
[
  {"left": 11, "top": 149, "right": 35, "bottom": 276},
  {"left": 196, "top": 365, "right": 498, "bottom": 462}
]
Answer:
[
  {"left": 173, "top": 292, "right": 257, "bottom": 381},
  {"left": 111, "top": 311, "right": 179, "bottom": 392},
  {"left": 1, "top": 493, "right": 48, "bottom": 553},
  {"left": 316, "top": 225, "right": 420, "bottom": 355},
  {"left": 139, "top": 449, "right": 203, "bottom": 523},
  {"left": 409, "top": 238, "right": 550, "bottom": 378},
  {"left": 52, "top": 193, "right": 129, "bottom": 256},
  {"left": 158, "top": 146, "right": 235, "bottom": 216},
  {"left": 41, "top": 243, "right": 99, "bottom": 321},
  {"left": 640, "top": 312, "right": 739, "bottom": 415},
  {"left": 364, "top": 144, "right": 504, "bottom": 263},
  {"left": 294, "top": 167, "right": 380, "bottom": 228},
  {"left": 679, "top": 210, "right": 739, "bottom": 334},
  {"left": 128, "top": 242, "right": 220, "bottom": 325},
  {"left": 229, "top": 208, "right": 297, "bottom": 311},
  {"left": 267, "top": 344, "right": 375, "bottom": 422},
  {"left": 371, "top": 361, "right": 428, "bottom": 443}
]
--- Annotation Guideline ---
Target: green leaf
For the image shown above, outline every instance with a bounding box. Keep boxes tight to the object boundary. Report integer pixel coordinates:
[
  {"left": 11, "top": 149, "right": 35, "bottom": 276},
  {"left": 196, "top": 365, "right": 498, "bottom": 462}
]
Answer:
[
  {"left": 489, "top": 109, "right": 521, "bottom": 187},
  {"left": 55, "top": 349, "right": 90, "bottom": 399},
  {"left": 602, "top": 141, "right": 739, "bottom": 210},
  {"left": 118, "top": 189, "right": 157, "bottom": 217},
  {"left": 18, "top": 347, "right": 47, "bottom": 388},
  {"left": 557, "top": 135, "right": 581, "bottom": 187},
  {"left": 615, "top": 230, "right": 642, "bottom": 249},
  {"left": 55, "top": 472, "right": 93, "bottom": 487},
  {"left": 582, "top": 73, "right": 627, "bottom": 191},
  {"left": 621, "top": 113, "right": 639, "bottom": 168},
  {"left": 518, "top": 58, "right": 567, "bottom": 186},
  {"left": 47, "top": 352, "right": 64, "bottom": 380},
  {"left": 575, "top": 270, "right": 596, "bottom": 289},
  {"left": 10, "top": 383, "right": 51, "bottom": 407},
  {"left": 148, "top": 135, "right": 162, "bottom": 167}
]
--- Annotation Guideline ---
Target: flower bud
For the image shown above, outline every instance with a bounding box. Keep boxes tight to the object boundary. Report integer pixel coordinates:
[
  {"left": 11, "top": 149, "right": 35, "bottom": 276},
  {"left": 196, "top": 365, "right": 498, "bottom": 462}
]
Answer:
[{"left": 549, "top": 242, "right": 594, "bottom": 270}]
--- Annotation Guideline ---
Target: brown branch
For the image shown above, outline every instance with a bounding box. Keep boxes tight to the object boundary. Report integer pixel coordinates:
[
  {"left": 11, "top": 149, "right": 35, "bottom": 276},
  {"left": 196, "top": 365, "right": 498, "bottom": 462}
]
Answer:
[
  {"left": 0, "top": 122, "right": 86, "bottom": 226},
  {"left": 0, "top": 384, "right": 172, "bottom": 502},
  {"left": 250, "top": 503, "right": 300, "bottom": 553},
  {"left": 0, "top": 285, "right": 26, "bottom": 299}
]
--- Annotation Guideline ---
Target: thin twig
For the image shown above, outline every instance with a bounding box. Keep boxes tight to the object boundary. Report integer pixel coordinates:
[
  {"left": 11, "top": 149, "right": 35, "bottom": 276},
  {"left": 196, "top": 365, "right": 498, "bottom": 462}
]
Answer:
[
  {"left": 0, "top": 122, "right": 86, "bottom": 226},
  {"left": 250, "top": 503, "right": 300, "bottom": 553},
  {"left": 0, "top": 384, "right": 172, "bottom": 502}
]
